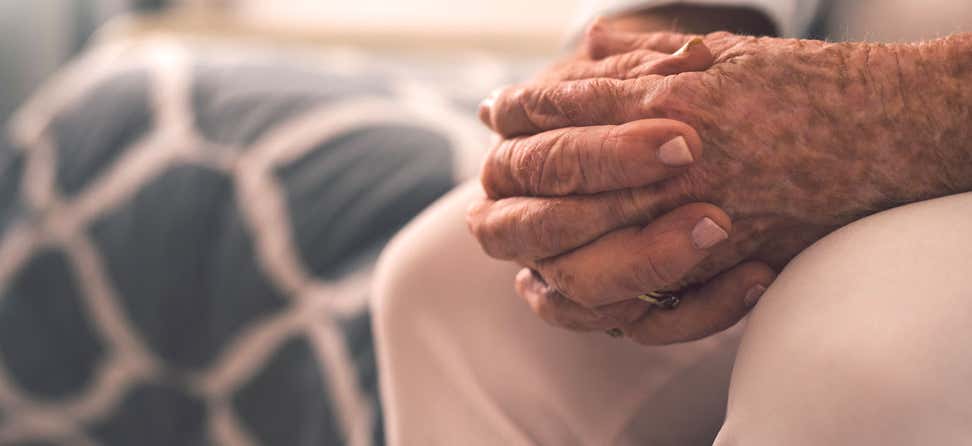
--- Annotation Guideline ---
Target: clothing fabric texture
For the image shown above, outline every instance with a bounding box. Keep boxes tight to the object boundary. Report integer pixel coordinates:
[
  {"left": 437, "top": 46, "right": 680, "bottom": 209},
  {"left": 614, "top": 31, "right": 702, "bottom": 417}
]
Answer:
[
  {"left": 374, "top": 4, "right": 972, "bottom": 444},
  {"left": 574, "top": 0, "right": 823, "bottom": 37},
  {"left": 0, "top": 38, "right": 520, "bottom": 446},
  {"left": 374, "top": 181, "right": 972, "bottom": 445}
]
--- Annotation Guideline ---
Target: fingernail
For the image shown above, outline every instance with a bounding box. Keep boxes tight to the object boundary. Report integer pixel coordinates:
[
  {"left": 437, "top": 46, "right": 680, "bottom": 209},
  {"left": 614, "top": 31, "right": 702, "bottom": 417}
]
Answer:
[
  {"left": 691, "top": 217, "right": 728, "bottom": 250},
  {"left": 478, "top": 88, "right": 503, "bottom": 127},
  {"left": 744, "top": 284, "right": 767, "bottom": 307},
  {"left": 586, "top": 17, "right": 607, "bottom": 36},
  {"left": 478, "top": 97, "right": 494, "bottom": 127},
  {"left": 673, "top": 37, "right": 705, "bottom": 56},
  {"left": 658, "top": 136, "right": 694, "bottom": 166}
]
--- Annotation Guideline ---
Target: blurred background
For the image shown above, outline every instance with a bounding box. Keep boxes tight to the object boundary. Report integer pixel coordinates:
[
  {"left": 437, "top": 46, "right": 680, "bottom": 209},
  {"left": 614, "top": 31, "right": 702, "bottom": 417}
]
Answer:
[
  {"left": 0, "top": 0, "right": 585, "bottom": 123},
  {"left": 5, "top": 0, "right": 972, "bottom": 123},
  {"left": 0, "top": 1, "right": 587, "bottom": 444},
  {"left": 0, "top": 1, "right": 970, "bottom": 445}
]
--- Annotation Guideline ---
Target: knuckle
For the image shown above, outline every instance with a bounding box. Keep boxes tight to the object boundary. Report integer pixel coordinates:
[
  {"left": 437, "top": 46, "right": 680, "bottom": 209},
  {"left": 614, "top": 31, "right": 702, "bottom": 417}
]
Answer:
[
  {"left": 612, "top": 51, "right": 648, "bottom": 76},
  {"left": 640, "top": 73, "right": 714, "bottom": 127},
  {"left": 518, "top": 201, "right": 562, "bottom": 257},
  {"left": 584, "top": 78, "right": 621, "bottom": 110},
  {"left": 600, "top": 125, "right": 638, "bottom": 186},
  {"left": 480, "top": 140, "right": 513, "bottom": 198},
  {"left": 514, "top": 86, "right": 558, "bottom": 131},
  {"left": 516, "top": 135, "right": 555, "bottom": 195},
  {"left": 530, "top": 136, "right": 557, "bottom": 195},
  {"left": 607, "top": 57, "right": 630, "bottom": 77},
  {"left": 521, "top": 78, "right": 626, "bottom": 129},
  {"left": 507, "top": 85, "right": 530, "bottom": 109},
  {"left": 466, "top": 203, "right": 518, "bottom": 260},
  {"left": 538, "top": 261, "right": 583, "bottom": 306},
  {"left": 501, "top": 130, "right": 591, "bottom": 196},
  {"left": 536, "top": 129, "right": 583, "bottom": 195},
  {"left": 639, "top": 75, "right": 679, "bottom": 116},
  {"left": 493, "top": 86, "right": 540, "bottom": 135}
]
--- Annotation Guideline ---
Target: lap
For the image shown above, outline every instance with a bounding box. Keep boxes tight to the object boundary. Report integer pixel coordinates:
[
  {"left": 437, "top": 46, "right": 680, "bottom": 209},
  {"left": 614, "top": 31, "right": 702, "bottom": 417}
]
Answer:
[
  {"left": 374, "top": 181, "right": 743, "bottom": 445},
  {"left": 375, "top": 180, "right": 972, "bottom": 445}
]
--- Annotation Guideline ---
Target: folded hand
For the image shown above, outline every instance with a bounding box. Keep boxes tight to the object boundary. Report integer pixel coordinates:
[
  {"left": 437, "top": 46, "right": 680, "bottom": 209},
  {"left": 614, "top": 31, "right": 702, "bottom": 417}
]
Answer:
[{"left": 469, "top": 27, "right": 970, "bottom": 344}]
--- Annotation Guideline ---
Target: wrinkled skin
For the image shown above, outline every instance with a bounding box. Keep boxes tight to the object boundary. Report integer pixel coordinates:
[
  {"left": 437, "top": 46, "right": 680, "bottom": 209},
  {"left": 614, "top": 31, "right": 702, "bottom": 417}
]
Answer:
[{"left": 469, "top": 28, "right": 972, "bottom": 344}]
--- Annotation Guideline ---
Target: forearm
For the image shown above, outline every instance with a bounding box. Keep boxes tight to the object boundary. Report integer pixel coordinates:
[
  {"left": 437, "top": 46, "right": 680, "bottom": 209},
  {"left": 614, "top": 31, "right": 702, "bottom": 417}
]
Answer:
[
  {"left": 884, "top": 33, "right": 972, "bottom": 202},
  {"left": 789, "top": 33, "right": 972, "bottom": 211},
  {"left": 915, "top": 33, "right": 972, "bottom": 194}
]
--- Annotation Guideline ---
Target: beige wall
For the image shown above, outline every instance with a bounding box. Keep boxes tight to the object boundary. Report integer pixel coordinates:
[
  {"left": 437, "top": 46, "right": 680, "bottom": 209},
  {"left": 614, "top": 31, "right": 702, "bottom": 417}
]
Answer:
[
  {"left": 184, "top": 0, "right": 972, "bottom": 42},
  {"left": 231, "top": 0, "right": 584, "bottom": 37}
]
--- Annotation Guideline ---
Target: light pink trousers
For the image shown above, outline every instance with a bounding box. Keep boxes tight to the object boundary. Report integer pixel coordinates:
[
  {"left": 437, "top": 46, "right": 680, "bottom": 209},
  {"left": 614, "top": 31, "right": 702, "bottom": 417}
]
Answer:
[{"left": 373, "top": 181, "right": 972, "bottom": 445}]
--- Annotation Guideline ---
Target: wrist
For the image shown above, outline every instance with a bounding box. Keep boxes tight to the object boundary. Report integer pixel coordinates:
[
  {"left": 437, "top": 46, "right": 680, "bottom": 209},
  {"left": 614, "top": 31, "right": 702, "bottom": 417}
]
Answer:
[{"left": 897, "top": 34, "right": 972, "bottom": 198}]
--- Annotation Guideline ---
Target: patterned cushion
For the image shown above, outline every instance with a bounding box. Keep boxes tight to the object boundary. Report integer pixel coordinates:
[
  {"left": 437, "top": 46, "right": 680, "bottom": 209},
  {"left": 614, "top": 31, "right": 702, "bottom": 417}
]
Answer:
[{"left": 0, "top": 39, "right": 529, "bottom": 445}]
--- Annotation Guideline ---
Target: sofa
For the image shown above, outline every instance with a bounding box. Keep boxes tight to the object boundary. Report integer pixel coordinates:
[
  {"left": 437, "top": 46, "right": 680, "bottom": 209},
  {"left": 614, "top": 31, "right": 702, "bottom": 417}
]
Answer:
[{"left": 0, "top": 31, "right": 533, "bottom": 445}]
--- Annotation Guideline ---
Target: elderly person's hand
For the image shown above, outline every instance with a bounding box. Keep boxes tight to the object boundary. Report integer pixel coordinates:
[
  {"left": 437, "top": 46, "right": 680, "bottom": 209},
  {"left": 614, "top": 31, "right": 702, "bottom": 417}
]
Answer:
[
  {"left": 469, "top": 28, "right": 972, "bottom": 344},
  {"left": 529, "top": 5, "right": 777, "bottom": 84}
]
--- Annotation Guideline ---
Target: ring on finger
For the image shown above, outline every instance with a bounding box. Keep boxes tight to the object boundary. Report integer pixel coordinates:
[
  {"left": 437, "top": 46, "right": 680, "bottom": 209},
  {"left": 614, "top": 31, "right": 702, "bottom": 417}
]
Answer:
[
  {"left": 637, "top": 290, "right": 681, "bottom": 309},
  {"left": 605, "top": 290, "right": 682, "bottom": 337}
]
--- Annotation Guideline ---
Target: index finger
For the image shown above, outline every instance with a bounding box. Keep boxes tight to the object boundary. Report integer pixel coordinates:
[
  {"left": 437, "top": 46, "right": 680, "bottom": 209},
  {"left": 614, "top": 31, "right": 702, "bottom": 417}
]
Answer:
[
  {"left": 481, "top": 119, "right": 702, "bottom": 198},
  {"left": 480, "top": 75, "right": 669, "bottom": 138}
]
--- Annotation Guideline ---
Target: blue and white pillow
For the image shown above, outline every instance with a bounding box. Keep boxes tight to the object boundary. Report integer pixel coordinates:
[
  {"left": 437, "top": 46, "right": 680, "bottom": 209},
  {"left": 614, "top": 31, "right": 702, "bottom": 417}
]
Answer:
[{"left": 0, "top": 38, "right": 529, "bottom": 445}]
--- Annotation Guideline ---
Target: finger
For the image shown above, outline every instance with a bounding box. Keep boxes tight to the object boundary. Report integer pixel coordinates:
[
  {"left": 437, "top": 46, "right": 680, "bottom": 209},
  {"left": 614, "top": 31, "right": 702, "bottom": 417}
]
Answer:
[
  {"left": 515, "top": 268, "right": 619, "bottom": 331},
  {"left": 547, "top": 42, "right": 714, "bottom": 83},
  {"left": 516, "top": 268, "right": 654, "bottom": 331},
  {"left": 585, "top": 26, "right": 697, "bottom": 59},
  {"left": 480, "top": 77, "right": 651, "bottom": 138},
  {"left": 481, "top": 72, "right": 698, "bottom": 138},
  {"left": 537, "top": 49, "right": 666, "bottom": 82},
  {"left": 626, "top": 38, "right": 714, "bottom": 78},
  {"left": 467, "top": 185, "right": 681, "bottom": 261},
  {"left": 481, "top": 119, "right": 701, "bottom": 198},
  {"left": 621, "top": 261, "right": 776, "bottom": 345},
  {"left": 538, "top": 49, "right": 668, "bottom": 82},
  {"left": 536, "top": 203, "right": 732, "bottom": 307}
]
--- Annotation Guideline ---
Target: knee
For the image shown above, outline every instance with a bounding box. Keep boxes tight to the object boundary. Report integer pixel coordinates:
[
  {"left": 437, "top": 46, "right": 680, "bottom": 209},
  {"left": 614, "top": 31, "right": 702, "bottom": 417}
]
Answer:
[
  {"left": 371, "top": 182, "right": 485, "bottom": 338},
  {"left": 371, "top": 208, "right": 443, "bottom": 339},
  {"left": 717, "top": 339, "right": 972, "bottom": 445},
  {"left": 717, "top": 194, "right": 972, "bottom": 445}
]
